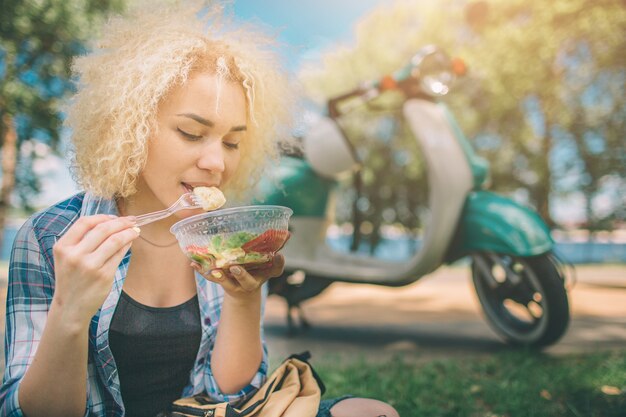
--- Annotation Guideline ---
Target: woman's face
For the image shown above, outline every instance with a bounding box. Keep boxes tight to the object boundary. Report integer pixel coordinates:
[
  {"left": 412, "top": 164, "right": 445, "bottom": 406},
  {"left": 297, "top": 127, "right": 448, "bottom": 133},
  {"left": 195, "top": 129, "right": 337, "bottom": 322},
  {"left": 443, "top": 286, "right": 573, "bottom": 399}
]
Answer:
[{"left": 135, "top": 72, "right": 247, "bottom": 218}]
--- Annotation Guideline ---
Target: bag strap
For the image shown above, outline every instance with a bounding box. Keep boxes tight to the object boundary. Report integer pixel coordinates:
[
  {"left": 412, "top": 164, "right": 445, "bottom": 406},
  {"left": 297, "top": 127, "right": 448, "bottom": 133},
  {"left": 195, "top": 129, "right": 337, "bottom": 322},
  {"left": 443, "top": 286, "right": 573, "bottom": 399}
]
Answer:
[{"left": 285, "top": 351, "right": 326, "bottom": 395}]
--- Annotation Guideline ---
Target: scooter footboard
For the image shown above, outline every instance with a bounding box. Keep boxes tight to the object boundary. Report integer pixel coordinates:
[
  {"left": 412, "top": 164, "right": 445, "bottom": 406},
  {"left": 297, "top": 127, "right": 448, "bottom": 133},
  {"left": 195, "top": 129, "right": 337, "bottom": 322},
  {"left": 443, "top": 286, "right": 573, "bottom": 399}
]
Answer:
[{"left": 448, "top": 190, "right": 553, "bottom": 260}]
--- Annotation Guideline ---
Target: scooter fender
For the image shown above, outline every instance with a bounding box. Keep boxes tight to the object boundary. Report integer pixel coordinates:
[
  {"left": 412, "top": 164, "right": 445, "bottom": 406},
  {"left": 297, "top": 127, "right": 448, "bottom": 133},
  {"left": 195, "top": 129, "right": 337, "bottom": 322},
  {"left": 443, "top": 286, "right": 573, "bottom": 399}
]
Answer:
[
  {"left": 448, "top": 190, "right": 553, "bottom": 260},
  {"left": 255, "top": 156, "right": 334, "bottom": 217}
]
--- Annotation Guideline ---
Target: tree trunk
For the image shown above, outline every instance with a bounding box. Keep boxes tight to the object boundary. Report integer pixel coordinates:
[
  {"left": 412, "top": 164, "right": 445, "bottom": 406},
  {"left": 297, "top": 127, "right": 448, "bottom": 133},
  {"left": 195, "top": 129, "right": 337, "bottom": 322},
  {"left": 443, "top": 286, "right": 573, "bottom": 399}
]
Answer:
[
  {"left": 583, "top": 185, "right": 596, "bottom": 232},
  {"left": 350, "top": 170, "right": 363, "bottom": 252},
  {"left": 536, "top": 117, "right": 555, "bottom": 228},
  {"left": 0, "top": 114, "right": 18, "bottom": 255}
]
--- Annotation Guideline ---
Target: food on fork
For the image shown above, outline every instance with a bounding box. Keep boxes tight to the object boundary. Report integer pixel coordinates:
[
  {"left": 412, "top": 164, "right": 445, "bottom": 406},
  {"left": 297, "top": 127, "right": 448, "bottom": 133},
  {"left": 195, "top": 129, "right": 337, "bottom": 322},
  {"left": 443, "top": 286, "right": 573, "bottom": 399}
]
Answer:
[{"left": 193, "top": 186, "right": 226, "bottom": 211}]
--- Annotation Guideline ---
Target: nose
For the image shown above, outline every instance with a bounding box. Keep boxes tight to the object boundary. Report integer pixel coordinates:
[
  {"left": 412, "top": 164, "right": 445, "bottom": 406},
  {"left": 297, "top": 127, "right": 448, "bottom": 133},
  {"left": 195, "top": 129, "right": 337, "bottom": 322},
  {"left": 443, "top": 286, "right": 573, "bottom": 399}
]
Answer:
[{"left": 196, "top": 139, "right": 226, "bottom": 173}]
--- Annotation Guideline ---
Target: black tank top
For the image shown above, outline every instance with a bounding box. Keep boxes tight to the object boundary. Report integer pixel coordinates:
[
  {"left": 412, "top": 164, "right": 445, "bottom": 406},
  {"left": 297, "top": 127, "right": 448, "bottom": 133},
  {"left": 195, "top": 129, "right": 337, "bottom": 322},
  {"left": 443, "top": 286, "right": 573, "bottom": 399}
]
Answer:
[{"left": 109, "top": 290, "right": 202, "bottom": 417}]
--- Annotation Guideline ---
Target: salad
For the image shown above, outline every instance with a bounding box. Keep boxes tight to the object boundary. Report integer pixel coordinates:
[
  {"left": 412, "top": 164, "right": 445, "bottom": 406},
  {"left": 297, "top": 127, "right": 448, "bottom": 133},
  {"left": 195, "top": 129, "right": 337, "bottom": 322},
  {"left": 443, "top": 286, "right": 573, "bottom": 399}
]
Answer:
[{"left": 185, "top": 229, "right": 290, "bottom": 269}]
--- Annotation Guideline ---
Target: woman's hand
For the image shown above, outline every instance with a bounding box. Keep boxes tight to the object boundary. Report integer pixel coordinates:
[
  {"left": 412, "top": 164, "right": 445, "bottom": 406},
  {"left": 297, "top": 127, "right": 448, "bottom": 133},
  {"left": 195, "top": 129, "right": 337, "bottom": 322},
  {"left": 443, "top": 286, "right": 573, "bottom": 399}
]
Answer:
[
  {"left": 52, "top": 214, "right": 139, "bottom": 327},
  {"left": 191, "top": 254, "right": 285, "bottom": 301}
]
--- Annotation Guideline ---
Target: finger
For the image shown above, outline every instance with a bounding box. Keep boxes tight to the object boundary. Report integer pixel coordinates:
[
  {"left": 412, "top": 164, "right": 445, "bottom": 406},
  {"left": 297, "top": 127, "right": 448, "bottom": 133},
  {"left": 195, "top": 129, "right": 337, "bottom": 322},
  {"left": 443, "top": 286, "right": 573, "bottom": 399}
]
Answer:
[
  {"left": 58, "top": 214, "right": 118, "bottom": 246},
  {"left": 249, "top": 254, "right": 285, "bottom": 279},
  {"left": 193, "top": 263, "right": 228, "bottom": 281},
  {"left": 89, "top": 227, "right": 140, "bottom": 267},
  {"left": 266, "top": 254, "right": 285, "bottom": 278},
  {"left": 190, "top": 261, "right": 211, "bottom": 276},
  {"left": 102, "top": 241, "right": 133, "bottom": 272},
  {"left": 78, "top": 217, "right": 137, "bottom": 254},
  {"left": 191, "top": 264, "right": 240, "bottom": 292},
  {"left": 243, "top": 252, "right": 281, "bottom": 272},
  {"left": 245, "top": 258, "right": 274, "bottom": 272},
  {"left": 229, "top": 265, "right": 259, "bottom": 292},
  {"left": 209, "top": 268, "right": 226, "bottom": 282}
]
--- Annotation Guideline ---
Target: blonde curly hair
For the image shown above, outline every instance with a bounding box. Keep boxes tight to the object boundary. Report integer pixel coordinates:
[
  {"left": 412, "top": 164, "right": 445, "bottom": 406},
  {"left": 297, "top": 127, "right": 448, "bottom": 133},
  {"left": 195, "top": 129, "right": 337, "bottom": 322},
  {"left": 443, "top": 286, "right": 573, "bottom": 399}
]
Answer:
[{"left": 65, "top": 0, "right": 295, "bottom": 201}]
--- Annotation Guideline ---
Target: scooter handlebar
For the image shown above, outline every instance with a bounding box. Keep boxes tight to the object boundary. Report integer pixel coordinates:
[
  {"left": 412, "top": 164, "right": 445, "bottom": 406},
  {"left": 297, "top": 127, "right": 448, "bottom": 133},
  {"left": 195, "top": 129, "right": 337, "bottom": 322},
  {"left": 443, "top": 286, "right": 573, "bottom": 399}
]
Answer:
[{"left": 327, "top": 45, "right": 466, "bottom": 117}]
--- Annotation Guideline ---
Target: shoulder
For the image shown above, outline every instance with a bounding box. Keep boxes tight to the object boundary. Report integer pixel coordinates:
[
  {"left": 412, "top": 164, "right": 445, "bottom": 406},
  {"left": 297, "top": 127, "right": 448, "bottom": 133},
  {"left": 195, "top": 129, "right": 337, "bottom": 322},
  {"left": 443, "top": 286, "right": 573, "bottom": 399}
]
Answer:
[
  {"left": 9, "top": 193, "right": 85, "bottom": 281},
  {"left": 13, "top": 193, "right": 86, "bottom": 256},
  {"left": 27, "top": 192, "right": 86, "bottom": 239}
]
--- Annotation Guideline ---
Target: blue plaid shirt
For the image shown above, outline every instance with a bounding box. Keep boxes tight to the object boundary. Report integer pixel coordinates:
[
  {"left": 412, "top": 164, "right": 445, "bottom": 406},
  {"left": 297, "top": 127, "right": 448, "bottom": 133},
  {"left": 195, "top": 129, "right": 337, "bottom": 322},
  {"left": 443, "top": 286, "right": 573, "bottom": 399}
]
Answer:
[{"left": 0, "top": 192, "right": 269, "bottom": 417}]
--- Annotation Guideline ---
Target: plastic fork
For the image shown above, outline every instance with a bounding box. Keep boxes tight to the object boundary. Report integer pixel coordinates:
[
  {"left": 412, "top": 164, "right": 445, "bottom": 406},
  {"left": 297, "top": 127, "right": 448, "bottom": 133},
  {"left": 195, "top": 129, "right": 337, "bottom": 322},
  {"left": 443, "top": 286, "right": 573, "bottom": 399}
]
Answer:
[{"left": 134, "top": 193, "right": 202, "bottom": 227}]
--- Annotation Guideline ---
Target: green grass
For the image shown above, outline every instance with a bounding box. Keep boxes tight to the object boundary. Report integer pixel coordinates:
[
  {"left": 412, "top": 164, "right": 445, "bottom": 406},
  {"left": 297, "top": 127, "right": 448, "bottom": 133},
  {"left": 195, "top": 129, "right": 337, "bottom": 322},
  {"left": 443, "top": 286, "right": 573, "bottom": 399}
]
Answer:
[{"left": 308, "top": 349, "right": 626, "bottom": 417}]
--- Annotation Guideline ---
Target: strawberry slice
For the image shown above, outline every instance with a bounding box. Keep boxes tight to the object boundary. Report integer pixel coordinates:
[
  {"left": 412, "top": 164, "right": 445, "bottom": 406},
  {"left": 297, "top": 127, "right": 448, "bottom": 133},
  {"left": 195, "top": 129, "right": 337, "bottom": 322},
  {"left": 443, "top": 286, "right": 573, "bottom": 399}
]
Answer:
[{"left": 241, "top": 229, "right": 290, "bottom": 254}]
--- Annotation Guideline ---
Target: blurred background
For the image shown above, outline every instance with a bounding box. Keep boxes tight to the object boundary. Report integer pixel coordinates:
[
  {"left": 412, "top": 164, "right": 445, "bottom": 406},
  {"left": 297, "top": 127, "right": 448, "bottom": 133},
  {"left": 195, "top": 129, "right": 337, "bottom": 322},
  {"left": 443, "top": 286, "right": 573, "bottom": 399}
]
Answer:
[
  {"left": 1, "top": 0, "right": 624, "bottom": 263},
  {"left": 1, "top": 1, "right": 625, "bottom": 415}
]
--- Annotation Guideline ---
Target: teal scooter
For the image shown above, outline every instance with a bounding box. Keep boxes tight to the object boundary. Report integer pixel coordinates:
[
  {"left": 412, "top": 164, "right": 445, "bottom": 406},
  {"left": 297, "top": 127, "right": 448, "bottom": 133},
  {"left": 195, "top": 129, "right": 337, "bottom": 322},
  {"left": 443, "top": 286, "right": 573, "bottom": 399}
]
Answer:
[{"left": 259, "top": 46, "right": 570, "bottom": 348}]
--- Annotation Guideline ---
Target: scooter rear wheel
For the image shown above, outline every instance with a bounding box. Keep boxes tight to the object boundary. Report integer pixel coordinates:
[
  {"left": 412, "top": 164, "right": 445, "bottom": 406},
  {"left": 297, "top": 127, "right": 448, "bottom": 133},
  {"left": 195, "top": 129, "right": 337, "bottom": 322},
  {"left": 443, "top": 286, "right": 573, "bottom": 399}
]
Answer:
[{"left": 471, "top": 252, "right": 570, "bottom": 348}]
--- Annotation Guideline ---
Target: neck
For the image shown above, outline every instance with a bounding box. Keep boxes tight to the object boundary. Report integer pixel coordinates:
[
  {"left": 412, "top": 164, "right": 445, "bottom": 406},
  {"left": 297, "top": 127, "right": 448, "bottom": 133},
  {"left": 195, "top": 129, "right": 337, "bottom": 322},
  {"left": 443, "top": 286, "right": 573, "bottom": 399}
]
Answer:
[
  {"left": 117, "top": 195, "right": 179, "bottom": 244},
  {"left": 137, "top": 233, "right": 179, "bottom": 248}
]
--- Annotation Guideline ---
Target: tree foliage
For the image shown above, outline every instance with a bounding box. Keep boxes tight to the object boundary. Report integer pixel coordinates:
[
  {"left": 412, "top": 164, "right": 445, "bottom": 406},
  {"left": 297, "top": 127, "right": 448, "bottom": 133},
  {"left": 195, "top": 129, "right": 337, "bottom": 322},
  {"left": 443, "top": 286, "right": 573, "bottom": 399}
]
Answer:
[
  {"left": 300, "top": 0, "right": 625, "bottom": 247},
  {"left": 0, "top": 0, "right": 124, "bottom": 250}
]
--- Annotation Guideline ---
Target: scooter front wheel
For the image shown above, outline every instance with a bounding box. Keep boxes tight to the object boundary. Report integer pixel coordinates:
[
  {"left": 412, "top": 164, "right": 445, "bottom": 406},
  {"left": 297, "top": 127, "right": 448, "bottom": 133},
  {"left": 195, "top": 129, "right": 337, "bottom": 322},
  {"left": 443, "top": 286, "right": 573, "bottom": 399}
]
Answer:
[{"left": 471, "top": 252, "right": 570, "bottom": 348}]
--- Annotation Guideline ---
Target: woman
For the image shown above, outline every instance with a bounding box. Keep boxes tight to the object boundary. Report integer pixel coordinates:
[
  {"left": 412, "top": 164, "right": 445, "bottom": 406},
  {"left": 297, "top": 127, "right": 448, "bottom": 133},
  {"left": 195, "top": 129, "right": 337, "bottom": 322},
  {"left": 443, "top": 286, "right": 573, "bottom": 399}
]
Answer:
[{"left": 0, "top": 2, "right": 398, "bottom": 417}]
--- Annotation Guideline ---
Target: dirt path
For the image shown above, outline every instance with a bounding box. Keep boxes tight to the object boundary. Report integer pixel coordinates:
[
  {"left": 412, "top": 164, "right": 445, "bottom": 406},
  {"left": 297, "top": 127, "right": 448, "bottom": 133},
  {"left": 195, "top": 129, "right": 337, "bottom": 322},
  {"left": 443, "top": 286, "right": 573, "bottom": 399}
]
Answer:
[
  {"left": 263, "top": 265, "right": 626, "bottom": 362},
  {"left": 0, "top": 265, "right": 624, "bottom": 369}
]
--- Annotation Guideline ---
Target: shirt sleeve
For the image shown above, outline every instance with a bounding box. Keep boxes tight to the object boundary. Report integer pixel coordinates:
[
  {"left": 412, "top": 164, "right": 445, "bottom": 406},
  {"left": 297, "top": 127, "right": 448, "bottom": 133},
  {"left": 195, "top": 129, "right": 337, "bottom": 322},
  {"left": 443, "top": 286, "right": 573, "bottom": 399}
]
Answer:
[
  {"left": 0, "top": 220, "right": 55, "bottom": 416},
  {"left": 201, "top": 284, "right": 270, "bottom": 406}
]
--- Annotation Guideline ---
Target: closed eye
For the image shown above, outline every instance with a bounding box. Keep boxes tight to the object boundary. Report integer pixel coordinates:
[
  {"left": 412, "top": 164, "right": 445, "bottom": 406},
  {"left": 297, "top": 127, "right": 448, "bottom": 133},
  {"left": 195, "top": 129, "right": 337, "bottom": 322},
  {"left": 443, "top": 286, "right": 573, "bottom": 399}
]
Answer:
[
  {"left": 177, "top": 127, "right": 202, "bottom": 141},
  {"left": 224, "top": 142, "right": 240, "bottom": 150}
]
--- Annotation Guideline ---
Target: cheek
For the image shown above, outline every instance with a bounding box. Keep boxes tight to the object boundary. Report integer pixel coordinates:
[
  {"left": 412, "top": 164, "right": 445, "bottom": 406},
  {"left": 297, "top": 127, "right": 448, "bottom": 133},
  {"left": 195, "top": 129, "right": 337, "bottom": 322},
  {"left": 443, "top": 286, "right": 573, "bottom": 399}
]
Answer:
[
  {"left": 144, "top": 135, "right": 188, "bottom": 176},
  {"left": 224, "top": 151, "right": 242, "bottom": 180},
  {"left": 146, "top": 142, "right": 166, "bottom": 166}
]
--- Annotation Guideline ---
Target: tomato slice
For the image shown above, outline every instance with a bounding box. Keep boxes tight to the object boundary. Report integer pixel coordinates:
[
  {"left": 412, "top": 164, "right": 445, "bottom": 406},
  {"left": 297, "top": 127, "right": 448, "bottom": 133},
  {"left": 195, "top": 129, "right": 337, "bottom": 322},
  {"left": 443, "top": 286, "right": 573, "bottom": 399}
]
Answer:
[
  {"left": 186, "top": 245, "right": 210, "bottom": 255},
  {"left": 241, "top": 229, "right": 290, "bottom": 254}
]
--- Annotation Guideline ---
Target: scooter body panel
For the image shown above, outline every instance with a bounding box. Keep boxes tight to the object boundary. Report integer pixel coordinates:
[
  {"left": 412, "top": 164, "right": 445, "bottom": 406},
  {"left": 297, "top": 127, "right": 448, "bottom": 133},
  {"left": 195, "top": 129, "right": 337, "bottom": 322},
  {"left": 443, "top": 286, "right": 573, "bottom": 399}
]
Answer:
[
  {"left": 448, "top": 190, "right": 554, "bottom": 260},
  {"left": 256, "top": 156, "right": 334, "bottom": 218},
  {"left": 278, "top": 99, "right": 475, "bottom": 285},
  {"left": 442, "top": 105, "right": 490, "bottom": 189}
]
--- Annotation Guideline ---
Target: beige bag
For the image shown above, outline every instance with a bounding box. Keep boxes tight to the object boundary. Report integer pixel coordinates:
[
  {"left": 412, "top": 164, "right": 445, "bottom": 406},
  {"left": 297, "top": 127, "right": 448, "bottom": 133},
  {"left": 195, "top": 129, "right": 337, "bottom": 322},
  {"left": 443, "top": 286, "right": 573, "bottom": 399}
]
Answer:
[{"left": 169, "top": 352, "right": 324, "bottom": 417}]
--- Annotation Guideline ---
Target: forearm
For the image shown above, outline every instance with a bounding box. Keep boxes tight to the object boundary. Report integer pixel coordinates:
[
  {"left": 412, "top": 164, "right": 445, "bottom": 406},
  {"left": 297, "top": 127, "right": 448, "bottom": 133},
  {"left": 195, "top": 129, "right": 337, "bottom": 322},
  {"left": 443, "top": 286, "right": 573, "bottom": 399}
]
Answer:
[
  {"left": 211, "top": 290, "right": 264, "bottom": 394},
  {"left": 19, "top": 301, "right": 90, "bottom": 417}
]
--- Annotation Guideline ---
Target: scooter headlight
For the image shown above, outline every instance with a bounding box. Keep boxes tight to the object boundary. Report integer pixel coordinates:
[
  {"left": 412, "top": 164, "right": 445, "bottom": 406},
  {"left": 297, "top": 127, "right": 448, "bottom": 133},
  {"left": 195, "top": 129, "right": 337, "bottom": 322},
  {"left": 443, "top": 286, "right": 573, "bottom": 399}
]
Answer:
[
  {"left": 303, "top": 116, "right": 358, "bottom": 179},
  {"left": 413, "top": 48, "right": 456, "bottom": 97}
]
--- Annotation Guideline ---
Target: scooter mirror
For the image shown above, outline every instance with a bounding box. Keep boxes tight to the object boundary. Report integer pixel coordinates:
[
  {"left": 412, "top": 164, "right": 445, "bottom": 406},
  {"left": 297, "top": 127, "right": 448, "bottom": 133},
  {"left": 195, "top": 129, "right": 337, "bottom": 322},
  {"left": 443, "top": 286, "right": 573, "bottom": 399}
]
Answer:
[
  {"left": 418, "top": 50, "right": 456, "bottom": 96},
  {"left": 302, "top": 116, "right": 358, "bottom": 179}
]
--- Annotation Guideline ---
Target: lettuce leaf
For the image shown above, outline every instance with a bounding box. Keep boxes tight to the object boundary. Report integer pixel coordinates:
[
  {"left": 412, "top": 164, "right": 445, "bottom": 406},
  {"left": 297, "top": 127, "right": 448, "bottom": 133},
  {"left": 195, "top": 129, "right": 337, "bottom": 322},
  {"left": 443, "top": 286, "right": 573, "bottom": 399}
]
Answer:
[{"left": 211, "top": 232, "right": 256, "bottom": 252}]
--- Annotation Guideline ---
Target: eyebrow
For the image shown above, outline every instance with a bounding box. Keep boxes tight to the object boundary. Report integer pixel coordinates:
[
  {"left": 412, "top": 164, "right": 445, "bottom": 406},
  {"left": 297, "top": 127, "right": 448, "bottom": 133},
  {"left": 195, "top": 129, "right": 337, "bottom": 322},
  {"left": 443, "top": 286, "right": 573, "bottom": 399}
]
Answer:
[{"left": 177, "top": 113, "right": 247, "bottom": 132}]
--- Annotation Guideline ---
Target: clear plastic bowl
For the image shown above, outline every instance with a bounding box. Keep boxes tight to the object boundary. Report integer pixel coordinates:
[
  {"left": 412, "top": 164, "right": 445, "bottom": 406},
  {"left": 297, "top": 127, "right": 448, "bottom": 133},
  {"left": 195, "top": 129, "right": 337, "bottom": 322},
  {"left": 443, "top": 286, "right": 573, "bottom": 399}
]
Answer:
[{"left": 170, "top": 205, "right": 293, "bottom": 270}]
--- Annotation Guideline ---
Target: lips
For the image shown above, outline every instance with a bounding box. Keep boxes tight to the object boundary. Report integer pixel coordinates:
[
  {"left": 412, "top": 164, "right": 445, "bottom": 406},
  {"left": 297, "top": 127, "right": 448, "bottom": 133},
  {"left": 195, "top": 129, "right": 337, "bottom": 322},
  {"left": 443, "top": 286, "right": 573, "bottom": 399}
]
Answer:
[{"left": 181, "top": 182, "right": 219, "bottom": 192}]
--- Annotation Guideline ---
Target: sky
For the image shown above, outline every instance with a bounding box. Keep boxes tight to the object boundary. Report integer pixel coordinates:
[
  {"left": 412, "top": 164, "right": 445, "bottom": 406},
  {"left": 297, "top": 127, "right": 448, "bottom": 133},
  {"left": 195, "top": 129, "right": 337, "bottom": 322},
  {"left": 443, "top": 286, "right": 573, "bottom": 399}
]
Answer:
[{"left": 232, "top": 0, "right": 391, "bottom": 70}]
